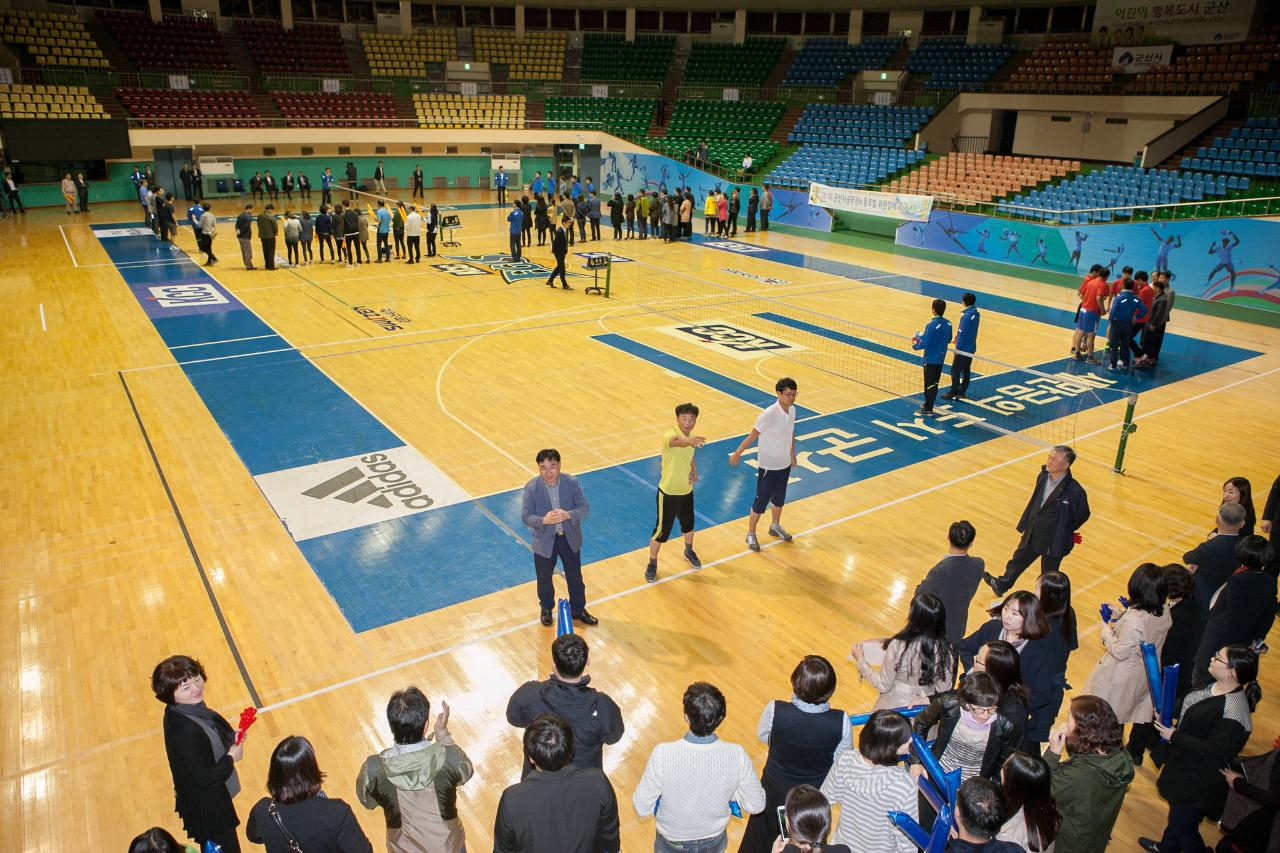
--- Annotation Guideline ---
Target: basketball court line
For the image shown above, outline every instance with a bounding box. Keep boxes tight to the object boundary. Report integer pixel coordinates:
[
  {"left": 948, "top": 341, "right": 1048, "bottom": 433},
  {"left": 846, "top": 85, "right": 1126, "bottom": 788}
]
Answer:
[
  {"left": 256, "top": 361, "right": 1280, "bottom": 713},
  {"left": 58, "top": 223, "right": 79, "bottom": 267}
]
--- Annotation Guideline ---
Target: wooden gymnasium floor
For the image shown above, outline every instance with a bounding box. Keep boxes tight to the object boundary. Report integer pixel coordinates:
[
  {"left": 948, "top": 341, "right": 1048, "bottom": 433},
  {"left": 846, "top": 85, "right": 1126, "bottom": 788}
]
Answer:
[{"left": 3, "top": 189, "right": 1280, "bottom": 852}]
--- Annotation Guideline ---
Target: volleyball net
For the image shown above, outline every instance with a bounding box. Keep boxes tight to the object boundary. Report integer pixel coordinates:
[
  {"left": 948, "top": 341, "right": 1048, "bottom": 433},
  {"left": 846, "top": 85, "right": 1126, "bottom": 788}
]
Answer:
[{"left": 610, "top": 258, "right": 1129, "bottom": 451}]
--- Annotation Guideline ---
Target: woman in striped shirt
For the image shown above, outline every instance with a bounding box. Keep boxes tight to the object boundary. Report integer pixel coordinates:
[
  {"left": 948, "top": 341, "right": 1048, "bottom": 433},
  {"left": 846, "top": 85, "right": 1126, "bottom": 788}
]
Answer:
[{"left": 820, "top": 710, "right": 917, "bottom": 853}]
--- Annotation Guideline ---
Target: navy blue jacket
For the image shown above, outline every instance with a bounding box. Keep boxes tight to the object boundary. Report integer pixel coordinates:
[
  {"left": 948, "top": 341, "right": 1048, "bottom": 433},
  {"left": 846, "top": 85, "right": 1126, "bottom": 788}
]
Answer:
[
  {"left": 955, "top": 305, "right": 980, "bottom": 354},
  {"left": 1017, "top": 466, "right": 1090, "bottom": 558},
  {"left": 1109, "top": 290, "right": 1149, "bottom": 323}
]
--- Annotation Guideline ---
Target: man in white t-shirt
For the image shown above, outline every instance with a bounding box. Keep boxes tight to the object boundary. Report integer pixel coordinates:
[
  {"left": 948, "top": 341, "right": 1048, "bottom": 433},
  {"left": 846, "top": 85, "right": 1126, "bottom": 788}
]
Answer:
[{"left": 729, "top": 377, "right": 798, "bottom": 552}]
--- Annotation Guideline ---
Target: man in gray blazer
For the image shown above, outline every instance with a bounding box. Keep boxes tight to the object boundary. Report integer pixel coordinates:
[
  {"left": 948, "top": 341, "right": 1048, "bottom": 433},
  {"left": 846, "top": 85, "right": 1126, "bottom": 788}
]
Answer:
[{"left": 521, "top": 449, "right": 598, "bottom": 627}]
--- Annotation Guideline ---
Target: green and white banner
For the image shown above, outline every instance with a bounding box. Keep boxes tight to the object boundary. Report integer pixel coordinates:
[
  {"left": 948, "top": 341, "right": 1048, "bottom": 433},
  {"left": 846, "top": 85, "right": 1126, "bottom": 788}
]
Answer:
[
  {"left": 1092, "top": 0, "right": 1254, "bottom": 46},
  {"left": 808, "top": 181, "right": 934, "bottom": 222}
]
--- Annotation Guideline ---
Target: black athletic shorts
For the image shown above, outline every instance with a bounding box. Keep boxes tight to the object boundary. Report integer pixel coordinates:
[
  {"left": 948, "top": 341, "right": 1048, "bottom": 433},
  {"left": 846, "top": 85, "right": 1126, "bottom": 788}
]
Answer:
[
  {"left": 751, "top": 466, "right": 791, "bottom": 514},
  {"left": 651, "top": 489, "right": 695, "bottom": 543}
]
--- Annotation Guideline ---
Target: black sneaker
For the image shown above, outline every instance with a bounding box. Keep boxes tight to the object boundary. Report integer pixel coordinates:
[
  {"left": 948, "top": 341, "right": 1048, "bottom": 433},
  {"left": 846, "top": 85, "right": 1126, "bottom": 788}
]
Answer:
[
  {"left": 645, "top": 561, "right": 658, "bottom": 583},
  {"left": 684, "top": 548, "right": 702, "bottom": 569},
  {"left": 540, "top": 608, "right": 552, "bottom": 627},
  {"left": 1137, "top": 838, "right": 1162, "bottom": 853}
]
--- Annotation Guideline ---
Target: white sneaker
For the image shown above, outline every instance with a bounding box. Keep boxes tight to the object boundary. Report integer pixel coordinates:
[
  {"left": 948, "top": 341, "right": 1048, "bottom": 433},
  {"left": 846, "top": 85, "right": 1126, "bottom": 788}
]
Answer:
[
  {"left": 768, "top": 524, "right": 793, "bottom": 542},
  {"left": 745, "top": 532, "right": 760, "bottom": 552}
]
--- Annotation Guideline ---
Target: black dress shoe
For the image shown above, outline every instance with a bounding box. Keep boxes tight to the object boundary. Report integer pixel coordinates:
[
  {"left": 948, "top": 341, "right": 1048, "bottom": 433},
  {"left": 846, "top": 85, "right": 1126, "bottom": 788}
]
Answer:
[
  {"left": 982, "top": 572, "right": 1007, "bottom": 596},
  {"left": 574, "top": 610, "right": 599, "bottom": 626},
  {"left": 540, "top": 608, "right": 552, "bottom": 626},
  {"left": 1137, "top": 838, "right": 1162, "bottom": 853}
]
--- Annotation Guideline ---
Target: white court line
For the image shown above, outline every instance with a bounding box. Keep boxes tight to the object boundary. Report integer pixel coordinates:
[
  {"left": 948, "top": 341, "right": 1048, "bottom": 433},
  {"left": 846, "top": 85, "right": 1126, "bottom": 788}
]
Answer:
[
  {"left": 259, "top": 359, "right": 1280, "bottom": 713},
  {"left": 58, "top": 224, "right": 78, "bottom": 267},
  {"left": 39, "top": 304, "right": 46, "bottom": 332},
  {"left": 169, "top": 333, "right": 279, "bottom": 351}
]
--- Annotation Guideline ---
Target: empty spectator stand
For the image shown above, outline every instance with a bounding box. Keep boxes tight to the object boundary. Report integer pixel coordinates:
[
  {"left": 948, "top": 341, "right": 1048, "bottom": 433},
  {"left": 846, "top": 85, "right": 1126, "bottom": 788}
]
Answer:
[
  {"left": 1001, "top": 164, "right": 1249, "bottom": 223},
  {"left": 272, "top": 90, "right": 396, "bottom": 126},
  {"left": 665, "top": 99, "right": 786, "bottom": 141},
  {"left": 0, "top": 8, "right": 108, "bottom": 69},
  {"left": 413, "top": 93, "right": 525, "bottom": 129},
  {"left": 642, "top": 136, "right": 779, "bottom": 172},
  {"left": 683, "top": 38, "right": 785, "bottom": 86},
  {"left": 1127, "top": 31, "right": 1280, "bottom": 95},
  {"left": 581, "top": 34, "right": 674, "bottom": 82},
  {"left": 545, "top": 97, "right": 655, "bottom": 136},
  {"left": 236, "top": 19, "right": 348, "bottom": 75},
  {"left": 787, "top": 104, "right": 934, "bottom": 147},
  {"left": 1004, "top": 34, "right": 1115, "bottom": 94},
  {"left": 362, "top": 31, "right": 456, "bottom": 77},
  {"left": 765, "top": 146, "right": 926, "bottom": 190},
  {"left": 781, "top": 37, "right": 900, "bottom": 87},
  {"left": 99, "top": 10, "right": 231, "bottom": 70},
  {"left": 115, "top": 87, "right": 259, "bottom": 126},
  {"left": 907, "top": 37, "right": 1016, "bottom": 90},
  {"left": 1181, "top": 116, "right": 1280, "bottom": 178},
  {"left": 473, "top": 30, "right": 565, "bottom": 80},
  {"left": 886, "top": 153, "right": 1076, "bottom": 203},
  {"left": 0, "top": 83, "right": 109, "bottom": 118}
]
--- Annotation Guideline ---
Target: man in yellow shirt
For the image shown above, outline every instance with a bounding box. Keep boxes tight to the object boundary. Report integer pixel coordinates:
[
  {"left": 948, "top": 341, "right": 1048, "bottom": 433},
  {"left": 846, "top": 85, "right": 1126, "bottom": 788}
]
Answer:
[{"left": 646, "top": 403, "right": 706, "bottom": 583}]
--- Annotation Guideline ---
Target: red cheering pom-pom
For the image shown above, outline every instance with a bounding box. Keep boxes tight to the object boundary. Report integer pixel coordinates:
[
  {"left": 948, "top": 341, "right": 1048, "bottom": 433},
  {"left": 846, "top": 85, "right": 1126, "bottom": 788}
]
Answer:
[
  {"left": 1073, "top": 532, "right": 1083, "bottom": 545},
  {"left": 236, "top": 707, "right": 258, "bottom": 745}
]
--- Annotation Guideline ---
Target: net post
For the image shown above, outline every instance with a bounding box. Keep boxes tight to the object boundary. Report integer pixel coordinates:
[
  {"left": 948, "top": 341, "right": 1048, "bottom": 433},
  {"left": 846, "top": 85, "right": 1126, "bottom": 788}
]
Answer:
[
  {"left": 604, "top": 255, "right": 612, "bottom": 299},
  {"left": 1113, "top": 393, "right": 1139, "bottom": 474}
]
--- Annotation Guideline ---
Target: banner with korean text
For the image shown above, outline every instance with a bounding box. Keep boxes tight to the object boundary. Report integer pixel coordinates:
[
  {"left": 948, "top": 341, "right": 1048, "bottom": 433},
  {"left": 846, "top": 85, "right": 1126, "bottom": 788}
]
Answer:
[
  {"left": 808, "top": 182, "right": 934, "bottom": 222},
  {"left": 1111, "top": 44, "right": 1174, "bottom": 72},
  {"left": 1092, "top": 0, "right": 1254, "bottom": 46}
]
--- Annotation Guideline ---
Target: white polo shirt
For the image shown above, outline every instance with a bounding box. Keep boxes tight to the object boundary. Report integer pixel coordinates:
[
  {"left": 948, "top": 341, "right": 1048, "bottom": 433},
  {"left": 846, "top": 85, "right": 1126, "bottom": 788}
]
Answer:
[{"left": 753, "top": 401, "right": 796, "bottom": 471}]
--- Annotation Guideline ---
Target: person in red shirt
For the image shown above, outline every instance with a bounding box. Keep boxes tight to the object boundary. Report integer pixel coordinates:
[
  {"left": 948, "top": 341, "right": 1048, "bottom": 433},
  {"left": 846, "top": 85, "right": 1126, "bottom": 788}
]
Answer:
[
  {"left": 1073, "top": 266, "right": 1110, "bottom": 364},
  {"left": 1108, "top": 265, "right": 1133, "bottom": 298},
  {"left": 1128, "top": 270, "right": 1155, "bottom": 362}
]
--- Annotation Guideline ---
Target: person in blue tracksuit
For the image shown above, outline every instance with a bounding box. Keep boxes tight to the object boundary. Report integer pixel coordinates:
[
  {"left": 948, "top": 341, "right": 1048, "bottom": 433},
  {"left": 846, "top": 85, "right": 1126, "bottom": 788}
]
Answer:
[
  {"left": 321, "top": 168, "right": 335, "bottom": 207},
  {"left": 945, "top": 292, "right": 980, "bottom": 401},
  {"left": 1106, "top": 278, "right": 1149, "bottom": 370},
  {"left": 495, "top": 166, "right": 509, "bottom": 204},
  {"left": 913, "top": 298, "right": 953, "bottom": 417},
  {"left": 507, "top": 200, "right": 524, "bottom": 262}
]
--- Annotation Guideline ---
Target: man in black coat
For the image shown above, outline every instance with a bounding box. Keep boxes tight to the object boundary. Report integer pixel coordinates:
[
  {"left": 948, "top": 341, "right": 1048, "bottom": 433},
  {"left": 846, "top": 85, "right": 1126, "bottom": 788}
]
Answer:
[
  {"left": 1183, "top": 501, "right": 1247, "bottom": 620},
  {"left": 179, "top": 162, "right": 193, "bottom": 200},
  {"left": 985, "top": 445, "right": 1090, "bottom": 595},
  {"left": 505, "top": 634, "right": 623, "bottom": 779},
  {"left": 545, "top": 217, "right": 571, "bottom": 290},
  {"left": 493, "top": 714, "right": 620, "bottom": 853}
]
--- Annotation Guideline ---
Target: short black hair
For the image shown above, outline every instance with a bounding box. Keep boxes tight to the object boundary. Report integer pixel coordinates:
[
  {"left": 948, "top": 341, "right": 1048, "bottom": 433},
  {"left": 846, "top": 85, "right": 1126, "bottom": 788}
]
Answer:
[
  {"left": 956, "top": 777, "right": 1007, "bottom": 840},
  {"left": 675, "top": 402, "right": 699, "bottom": 418},
  {"left": 775, "top": 377, "right": 797, "bottom": 393},
  {"left": 791, "top": 655, "right": 836, "bottom": 704},
  {"left": 535, "top": 448, "right": 561, "bottom": 464},
  {"left": 524, "top": 713, "right": 574, "bottom": 771},
  {"left": 1122, "top": 278, "right": 1135, "bottom": 290},
  {"left": 1163, "top": 563, "right": 1193, "bottom": 600},
  {"left": 683, "top": 682, "right": 726, "bottom": 736},
  {"left": 958, "top": 671, "right": 1001, "bottom": 709},
  {"left": 387, "top": 686, "right": 430, "bottom": 745},
  {"left": 151, "top": 655, "right": 206, "bottom": 704},
  {"left": 1235, "top": 535, "right": 1273, "bottom": 572},
  {"left": 266, "top": 735, "right": 325, "bottom": 804},
  {"left": 948, "top": 520, "right": 976, "bottom": 549},
  {"left": 932, "top": 298, "right": 947, "bottom": 315},
  {"left": 1135, "top": 270, "right": 1149, "bottom": 282},
  {"left": 962, "top": 292, "right": 976, "bottom": 307},
  {"left": 128, "top": 828, "right": 185, "bottom": 853},
  {"left": 859, "top": 710, "right": 912, "bottom": 766},
  {"left": 1127, "top": 563, "right": 1168, "bottom": 616},
  {"left": 1099, "top": 268, "right": 1111, "bottom": 278},
  {"left": 1089, "top": 264, "right": 1102, "bottom": 274},
  {"left": 1122, "top": 266, "right": 1133, "bottom": 275},
  {"left": 552, "top": 633, "right": 588, "bottom": 678}
]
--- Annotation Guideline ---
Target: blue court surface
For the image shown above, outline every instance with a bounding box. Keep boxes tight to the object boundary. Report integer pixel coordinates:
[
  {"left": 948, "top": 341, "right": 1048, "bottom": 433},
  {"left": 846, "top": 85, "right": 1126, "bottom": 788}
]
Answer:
[{"left": 98, "top": 225, "right": 1260, "bottom": 631}]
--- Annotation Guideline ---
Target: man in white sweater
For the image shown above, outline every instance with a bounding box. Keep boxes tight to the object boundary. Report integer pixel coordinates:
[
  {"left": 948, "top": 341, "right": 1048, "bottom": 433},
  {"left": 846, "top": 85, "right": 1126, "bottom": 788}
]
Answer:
[{"left": 632, "top": 682, "right": 766, "bottom": 852}]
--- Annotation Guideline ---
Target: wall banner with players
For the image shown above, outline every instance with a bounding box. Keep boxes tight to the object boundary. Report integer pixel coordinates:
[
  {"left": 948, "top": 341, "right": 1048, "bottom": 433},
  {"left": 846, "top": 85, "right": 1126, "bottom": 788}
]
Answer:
[
  {"left": 808, "top": 182, "right": 934, "bottom": 222},
  {"left": 1092, "top": 0, "right": 1254, "bottom": 46}
]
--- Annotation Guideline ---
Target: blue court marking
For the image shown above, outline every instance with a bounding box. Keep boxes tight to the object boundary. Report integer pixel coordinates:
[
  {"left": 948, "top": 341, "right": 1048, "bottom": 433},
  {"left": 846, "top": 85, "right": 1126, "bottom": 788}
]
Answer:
[
  {"left": 592, "top": 333, "right": 820, "bottom": 418},
  {"left": 754, "top": 311, "right": 977, "bottom": 378},
  {"left": 99, "top": 224, "right": 1264, "bottom": 632}
]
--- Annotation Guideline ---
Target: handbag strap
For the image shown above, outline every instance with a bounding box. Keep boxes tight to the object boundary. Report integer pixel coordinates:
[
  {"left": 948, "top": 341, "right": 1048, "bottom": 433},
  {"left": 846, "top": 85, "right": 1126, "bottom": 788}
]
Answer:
[{"left": 268, "top": 801, "right": 305, "bottom": 853}]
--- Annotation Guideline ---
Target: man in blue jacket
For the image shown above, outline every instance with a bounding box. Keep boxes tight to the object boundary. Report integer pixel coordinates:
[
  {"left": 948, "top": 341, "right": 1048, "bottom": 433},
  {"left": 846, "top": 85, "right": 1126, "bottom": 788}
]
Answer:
[
  {"left": 496, "top": 165, "right": 509, "bottom": 204},
  {"left": 520, "top": 449, "right": 597, "bottom": 626},
  {"left": 507, "top": 200, "right": 524, "bottom": 262},
  {"left": 945, "top": 292, "right": 980, "bottom": 400},
  {"left": 1106, "top": 277, "right": 1149, "bottom": 371},
  {"left": 912, "top": 298, "right": 953, "bottom": 417}
]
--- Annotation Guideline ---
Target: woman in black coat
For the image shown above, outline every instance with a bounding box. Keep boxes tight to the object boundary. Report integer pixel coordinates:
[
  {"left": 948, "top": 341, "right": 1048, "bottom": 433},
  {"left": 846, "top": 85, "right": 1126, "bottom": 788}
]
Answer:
[
  {"left": 1192, "top": 536, "right": 1277, "bottom": 688},
  {"left": 1036, "top": 572, "right": 1078, "bottom": 753},
  {"left": 972, "top": 639, "right": 1030, "bottom": 750},
  {"left": 1218, "top": 747, "right": 1280, "bottom": 853},
  {"left": 1139, "top": 645, "right": 1262, "bottom": 853},
  {"left": 958, "top": 591, "right": 1057, "bottom": 746},
  {"left": 153, "top": 655, "right": 246, "bottom": 853},
  {"left": 247, "top": 735, "right": 372, "bottom": 853}
]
